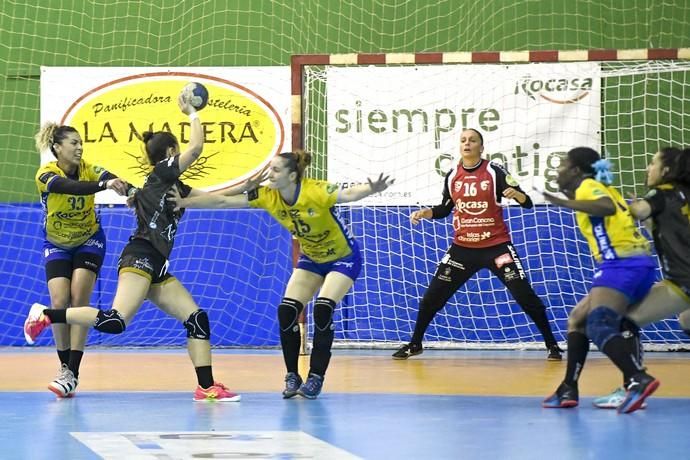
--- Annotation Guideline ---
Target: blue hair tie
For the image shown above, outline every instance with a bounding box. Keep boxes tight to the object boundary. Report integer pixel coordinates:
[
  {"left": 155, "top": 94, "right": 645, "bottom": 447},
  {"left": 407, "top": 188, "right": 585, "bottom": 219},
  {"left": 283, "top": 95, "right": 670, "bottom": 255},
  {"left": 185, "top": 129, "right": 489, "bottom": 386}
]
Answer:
[{"left": 592, "top": 159, "right": 614, "bottom": 185}]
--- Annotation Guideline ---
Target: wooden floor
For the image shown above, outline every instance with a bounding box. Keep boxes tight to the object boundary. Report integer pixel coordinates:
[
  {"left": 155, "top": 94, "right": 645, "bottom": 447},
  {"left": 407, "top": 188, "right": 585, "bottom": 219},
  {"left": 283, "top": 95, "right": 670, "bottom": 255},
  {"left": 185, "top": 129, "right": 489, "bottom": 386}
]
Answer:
[{"left": 4, "top": 348, "right": 690, "bottom": 397}]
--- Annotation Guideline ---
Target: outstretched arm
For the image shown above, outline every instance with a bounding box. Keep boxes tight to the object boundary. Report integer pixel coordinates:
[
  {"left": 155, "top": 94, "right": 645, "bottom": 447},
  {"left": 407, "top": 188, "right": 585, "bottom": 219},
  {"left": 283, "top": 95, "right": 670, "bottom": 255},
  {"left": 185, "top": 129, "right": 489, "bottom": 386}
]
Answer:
[
  {"left": 542, "top": 191, "right": 616, "bottom": 216},
  {"left": 218, "top": 170, "right": 268, "bottom": 197},
  {"left": 168, "top": 186, "right": 249, "bottom": 211},
  {"left": 337, "top": 173, "right": 395, "bottom": 204}
]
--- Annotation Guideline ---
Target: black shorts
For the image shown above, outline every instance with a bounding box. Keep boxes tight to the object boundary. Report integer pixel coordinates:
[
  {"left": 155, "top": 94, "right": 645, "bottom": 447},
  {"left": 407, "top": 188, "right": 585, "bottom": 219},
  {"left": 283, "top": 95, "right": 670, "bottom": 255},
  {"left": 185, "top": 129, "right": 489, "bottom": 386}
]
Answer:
[
  {"left": 118, "top": 238, "right": 172, "bottom": 285},
  {"left": 45, "top": 252, "right": 104, "bottom": 281}
]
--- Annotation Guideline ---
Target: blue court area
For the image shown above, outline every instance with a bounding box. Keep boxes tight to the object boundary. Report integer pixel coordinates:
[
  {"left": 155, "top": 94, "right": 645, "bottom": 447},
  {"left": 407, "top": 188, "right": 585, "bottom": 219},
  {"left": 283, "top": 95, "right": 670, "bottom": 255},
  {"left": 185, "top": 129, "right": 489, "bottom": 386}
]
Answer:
[{"left": 2, "top": 390, "right": 688, "bottom": 459}]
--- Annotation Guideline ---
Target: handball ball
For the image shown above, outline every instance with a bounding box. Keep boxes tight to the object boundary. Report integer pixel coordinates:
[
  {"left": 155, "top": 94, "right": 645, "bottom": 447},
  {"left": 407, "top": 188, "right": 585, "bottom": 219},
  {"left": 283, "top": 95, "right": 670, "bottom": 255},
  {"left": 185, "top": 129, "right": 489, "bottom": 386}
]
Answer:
[{"left": 182, "top": 82, "right": 209, "bottom": 111}]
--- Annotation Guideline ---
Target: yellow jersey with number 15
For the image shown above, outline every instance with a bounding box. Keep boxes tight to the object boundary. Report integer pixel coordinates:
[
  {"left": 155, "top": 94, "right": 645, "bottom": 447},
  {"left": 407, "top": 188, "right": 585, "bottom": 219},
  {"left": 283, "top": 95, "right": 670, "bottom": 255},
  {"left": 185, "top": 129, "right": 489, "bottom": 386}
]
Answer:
[
  {"left": 574, "top": 178, "right": 651, "bottom": 262},
  {"left": 248, "top": 178, "right": 355, "bottom": 263},
  {"left": 35, "top": 160, "right": 106, "bottom": 248}
]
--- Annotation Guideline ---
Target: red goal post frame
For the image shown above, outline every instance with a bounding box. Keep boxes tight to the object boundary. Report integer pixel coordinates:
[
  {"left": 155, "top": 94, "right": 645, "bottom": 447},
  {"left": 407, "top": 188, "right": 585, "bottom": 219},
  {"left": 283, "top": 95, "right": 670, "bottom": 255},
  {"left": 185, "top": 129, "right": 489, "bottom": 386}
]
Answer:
[
  {"left": 288, "top": 48, "right": 690, "bottom": 347},
  {"left": 290, "top": 48, "right": 690, "bottom": 151}
]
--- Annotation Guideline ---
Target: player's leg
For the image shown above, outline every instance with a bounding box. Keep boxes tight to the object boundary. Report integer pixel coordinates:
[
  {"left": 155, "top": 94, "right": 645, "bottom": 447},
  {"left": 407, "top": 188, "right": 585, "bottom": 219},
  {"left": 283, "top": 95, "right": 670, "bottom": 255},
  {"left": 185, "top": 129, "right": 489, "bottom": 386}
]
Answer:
[
  {"left": 543, "top": 295, "right": 590, "bottom": 408},
  {"left": 44, "top": 266, "right": 98, "bottom": 398},
  {"left": 44, "top": 260, "right": 74, "bottom": 397},
  {"left": 296, "top": 270, "right": 355, "bottom": 399},
  {"left": 585, "top": 264, "right": 659, "bottom": 414},
  {"left": 594, "top": 280, "right": 689, "bottom": 409},
  {"left": 629, "top": 280, "right": 690, "bottom": 327},
  {"left": 25, "top": 243, "right": 156, "bottom": 343},
  {"left": 489, "top": 243, "right": 561, "bottom": 360},
  {"left": 281, "top": 268, "right": 323, "bottom": 398},
  {"left": 393, "top": 245, "right": 477, "bottom": 359},
  {"left": 147, "top": 276, "right": 240, "bottom": 402},
  {"left": 64, "top": 233, "right": 106, "bottom": 389},
  {"left": 55, "top": 250, "right": 102, "bottom": 396}
]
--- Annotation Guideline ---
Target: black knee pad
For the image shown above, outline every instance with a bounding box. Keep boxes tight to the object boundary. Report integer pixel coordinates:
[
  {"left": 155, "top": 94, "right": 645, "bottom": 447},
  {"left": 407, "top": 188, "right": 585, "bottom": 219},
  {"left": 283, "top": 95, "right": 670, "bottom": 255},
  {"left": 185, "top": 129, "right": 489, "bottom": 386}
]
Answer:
[
  {"left": 314, "top": 297, "right": 336, "bottom": 332},
  {"left": 278, "top": 298, "right": 304, "bottom": 333},
  {"left": 184, "top": 309, "right": 210, "bottom": 340},
  {"left": 94, "top": 309, "right": 126, "bottom": 334}
]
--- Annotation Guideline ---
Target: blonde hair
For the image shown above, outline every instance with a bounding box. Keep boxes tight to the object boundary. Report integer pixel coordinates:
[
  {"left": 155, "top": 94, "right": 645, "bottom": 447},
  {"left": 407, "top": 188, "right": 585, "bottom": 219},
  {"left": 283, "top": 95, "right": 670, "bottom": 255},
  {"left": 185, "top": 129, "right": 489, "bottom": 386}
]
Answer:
[{"left": 35, "top": 122, "right": 79, "bottom": 158}]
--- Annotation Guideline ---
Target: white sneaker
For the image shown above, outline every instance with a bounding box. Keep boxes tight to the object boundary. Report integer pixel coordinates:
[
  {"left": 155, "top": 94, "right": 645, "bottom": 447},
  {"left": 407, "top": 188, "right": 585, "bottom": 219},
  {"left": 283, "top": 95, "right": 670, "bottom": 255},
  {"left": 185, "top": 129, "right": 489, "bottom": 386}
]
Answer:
[
  {"left": 593, "top": 386, "right": 647, "bottom": 409},
  {"left": 48, "top": 363, "right": 78, "bottom": 398}
]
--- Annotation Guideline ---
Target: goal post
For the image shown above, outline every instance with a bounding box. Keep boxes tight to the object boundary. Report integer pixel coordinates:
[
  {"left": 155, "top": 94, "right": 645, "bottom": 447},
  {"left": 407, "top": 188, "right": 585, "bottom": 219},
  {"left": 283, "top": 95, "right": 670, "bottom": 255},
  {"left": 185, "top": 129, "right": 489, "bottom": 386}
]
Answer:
[{"left": 291, "top": 48, "right": 690, "bottom": 350}]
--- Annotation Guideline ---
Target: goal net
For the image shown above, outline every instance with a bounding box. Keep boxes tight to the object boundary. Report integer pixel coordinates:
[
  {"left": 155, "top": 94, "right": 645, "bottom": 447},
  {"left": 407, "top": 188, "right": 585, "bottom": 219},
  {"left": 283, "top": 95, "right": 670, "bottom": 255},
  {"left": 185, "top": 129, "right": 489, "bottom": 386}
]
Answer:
[{"left": 296, "top": 51, "right": 690, "bottom": 350}]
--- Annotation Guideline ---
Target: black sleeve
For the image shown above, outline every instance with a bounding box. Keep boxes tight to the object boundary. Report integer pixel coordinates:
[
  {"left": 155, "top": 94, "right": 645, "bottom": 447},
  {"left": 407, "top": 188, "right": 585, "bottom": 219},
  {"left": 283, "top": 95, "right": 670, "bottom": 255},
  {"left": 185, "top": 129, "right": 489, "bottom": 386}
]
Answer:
[
  {"left": 490, "top": 162, "right": 533, "bottom": 209},
  {"left": 643, "top": 188, "right": 666, "bottom": 217},
  {"left": 430, "top": 170, "right": 454, "bottom": 219},
  {"left": 177, "top": 181, "right": 193, "bottom": 199},
  {"left": 47, "top": 176, "right": 107, "bottom": 195},
  {"left": 247, "top": 186, "right": 261, "bottom": 202}
]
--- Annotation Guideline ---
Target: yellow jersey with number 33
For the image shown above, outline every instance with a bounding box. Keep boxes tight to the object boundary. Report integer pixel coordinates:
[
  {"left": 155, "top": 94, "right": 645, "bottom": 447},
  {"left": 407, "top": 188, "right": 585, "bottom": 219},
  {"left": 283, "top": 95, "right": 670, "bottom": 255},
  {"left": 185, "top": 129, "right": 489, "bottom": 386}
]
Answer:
[
  {"left": 574, "top": 178, "right": 651, "bottom": 262},
  {"left": 35, "top": 160, "right": 105, "bottom": 248},
  {"left": 248, "top": 178, "right": 355, "bottom": 263}
]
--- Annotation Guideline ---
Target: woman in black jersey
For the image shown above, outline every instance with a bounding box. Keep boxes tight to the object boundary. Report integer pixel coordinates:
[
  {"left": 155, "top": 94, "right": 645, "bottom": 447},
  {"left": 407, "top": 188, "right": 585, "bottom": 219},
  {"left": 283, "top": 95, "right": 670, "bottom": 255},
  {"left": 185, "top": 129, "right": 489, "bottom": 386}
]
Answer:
[
  {"left": 593, "top": 146, "right": 690, "bottom": 409},
  {"left": 24, "top": 89, "right": 240, "bottom": 402},
  {"left": 392, "top": 128, "right": 561, "bottom": 361}
]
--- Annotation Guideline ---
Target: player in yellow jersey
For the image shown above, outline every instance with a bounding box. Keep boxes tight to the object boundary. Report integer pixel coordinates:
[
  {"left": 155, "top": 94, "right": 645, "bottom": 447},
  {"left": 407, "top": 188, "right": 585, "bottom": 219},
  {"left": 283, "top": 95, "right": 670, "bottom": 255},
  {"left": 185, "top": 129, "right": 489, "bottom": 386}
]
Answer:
[
  {"left": 34, "top": 122, "right": 129, "bottom": 397},
  {"left": 594, "top": 146, "right": 690, "bottom": 409},
  {"left": 541, "top": 147, "right": 659, "bottom": 414},
  {"left": 169, "top": 150, "right": 394, "bottom": 399}
]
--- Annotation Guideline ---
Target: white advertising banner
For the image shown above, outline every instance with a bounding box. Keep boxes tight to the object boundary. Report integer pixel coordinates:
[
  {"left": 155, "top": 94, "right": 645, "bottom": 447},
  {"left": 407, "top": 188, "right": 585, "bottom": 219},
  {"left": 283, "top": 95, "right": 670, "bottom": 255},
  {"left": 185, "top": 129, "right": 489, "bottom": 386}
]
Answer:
[
  {"left": 41, "top": 67, "right": 290, "bottom": 203},
  {"left": 326, "top": 62, "right": 601, "bottom": 205}
]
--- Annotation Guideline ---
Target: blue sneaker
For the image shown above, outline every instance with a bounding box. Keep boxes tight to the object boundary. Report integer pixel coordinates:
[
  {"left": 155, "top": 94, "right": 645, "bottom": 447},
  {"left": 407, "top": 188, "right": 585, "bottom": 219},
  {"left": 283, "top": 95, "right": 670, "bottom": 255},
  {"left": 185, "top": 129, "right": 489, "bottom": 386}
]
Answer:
[
  {"left": 297, "top": 373, "right": 324, "bottom": 399},
  {"left": 618, "top": 372, "right": 660, "bottom": 414},
  {"left": 593, "top": 386, "right": 648, "bottom": 410},
  {"left": 282, "top": 372, "right": 302, "bottom": 399},
  {"left": 542, "top": 382, "right": 578, "bottom": 408}
]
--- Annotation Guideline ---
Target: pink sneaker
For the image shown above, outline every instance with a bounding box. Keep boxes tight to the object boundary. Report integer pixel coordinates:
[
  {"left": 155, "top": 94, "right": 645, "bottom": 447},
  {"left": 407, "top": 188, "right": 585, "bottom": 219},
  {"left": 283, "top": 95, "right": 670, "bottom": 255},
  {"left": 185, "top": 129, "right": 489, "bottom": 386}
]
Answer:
[
  {"left": 193, "top": 381, "right": 241, "bottom": 402},
  {"left": 24, "top": 303, "right": 51, "bottom": 345}
]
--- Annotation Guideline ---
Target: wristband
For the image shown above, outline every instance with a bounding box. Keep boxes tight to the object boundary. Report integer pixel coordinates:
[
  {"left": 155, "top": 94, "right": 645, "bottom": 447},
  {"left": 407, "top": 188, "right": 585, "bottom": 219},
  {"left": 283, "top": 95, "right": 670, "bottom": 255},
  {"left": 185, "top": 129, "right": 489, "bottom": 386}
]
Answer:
[{"left": 189, "top": 112, "right": 199, "bottom": 121}]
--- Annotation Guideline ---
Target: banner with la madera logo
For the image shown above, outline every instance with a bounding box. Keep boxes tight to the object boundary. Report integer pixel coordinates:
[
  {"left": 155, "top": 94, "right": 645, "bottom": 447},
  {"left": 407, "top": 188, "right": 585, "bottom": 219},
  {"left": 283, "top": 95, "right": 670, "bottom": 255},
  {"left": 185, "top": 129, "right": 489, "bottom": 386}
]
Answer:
[
  {"left": 40, "top": 67, "right": 290, "bottom": 204},
  {"left": 325, "top": 62, "right": 601, "bottom": 205}
]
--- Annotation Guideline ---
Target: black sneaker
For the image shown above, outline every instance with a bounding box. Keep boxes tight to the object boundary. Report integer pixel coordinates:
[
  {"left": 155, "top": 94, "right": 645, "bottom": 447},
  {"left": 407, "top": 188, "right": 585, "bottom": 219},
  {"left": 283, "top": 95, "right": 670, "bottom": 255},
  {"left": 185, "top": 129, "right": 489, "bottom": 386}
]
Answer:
[
  {"left": 392, "top": 342, "right": 423, "bottom": 360},
  {"left": 282, "top": 372, "right": 303, "bottom": 399},
  {"left": 297, "top": 373, "right": 324, "bottom": 399},
  {"left": 547, "top": 345, "right": 563, "bottom": 361},
  {"left": 542, "top": 382, "right": 579, "bottom": 408},
  {"left": 618, "top": 372, "right": 660, "bottom": 414}
]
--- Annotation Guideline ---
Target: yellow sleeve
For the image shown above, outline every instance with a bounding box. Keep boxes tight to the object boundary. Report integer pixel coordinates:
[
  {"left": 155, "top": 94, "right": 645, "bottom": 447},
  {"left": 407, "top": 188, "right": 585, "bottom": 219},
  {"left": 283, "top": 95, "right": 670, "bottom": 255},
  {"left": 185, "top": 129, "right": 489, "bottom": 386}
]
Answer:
[
  {"left": 575, "top": 178, "right": 607, "bottom": 201},
  {"left": 82, "top": 160, "right": 107, "bottom": 181},
  {"left": 313, "top": 180, "right": 339, "bottom": 208},
  {"left": 35, "top": 163, "right": 58, "bottom": 194}
]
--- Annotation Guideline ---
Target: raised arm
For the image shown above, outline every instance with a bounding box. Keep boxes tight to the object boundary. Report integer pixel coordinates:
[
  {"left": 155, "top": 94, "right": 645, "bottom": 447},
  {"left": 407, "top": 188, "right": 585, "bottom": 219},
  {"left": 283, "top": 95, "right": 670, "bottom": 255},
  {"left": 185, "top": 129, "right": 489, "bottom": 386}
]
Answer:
[
  {"left": 337, "top": 173, "right": 394, "bottom": 204},
  {"left": 177, "top": 93, "right": 203, "bottom": 173}
]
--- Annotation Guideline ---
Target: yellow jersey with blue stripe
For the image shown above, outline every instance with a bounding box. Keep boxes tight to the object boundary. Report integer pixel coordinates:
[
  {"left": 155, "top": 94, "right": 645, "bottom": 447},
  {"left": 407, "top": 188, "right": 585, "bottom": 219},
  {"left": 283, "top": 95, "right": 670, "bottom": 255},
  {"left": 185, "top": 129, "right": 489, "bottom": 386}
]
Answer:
[
  {"left": 574, "top": 178, "right": 651, "bottom": 262},
  {"left": 35, "top": 160, "right": 106, "bottom": 248},
  {"left": 248, "top": 179, "right": 355, "bottom": 263}
]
